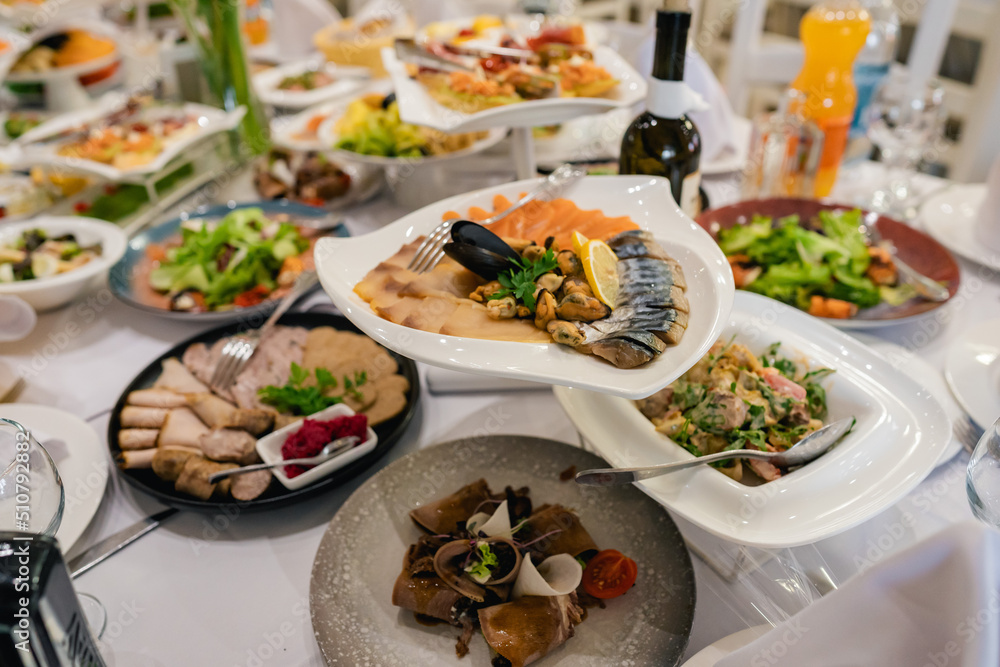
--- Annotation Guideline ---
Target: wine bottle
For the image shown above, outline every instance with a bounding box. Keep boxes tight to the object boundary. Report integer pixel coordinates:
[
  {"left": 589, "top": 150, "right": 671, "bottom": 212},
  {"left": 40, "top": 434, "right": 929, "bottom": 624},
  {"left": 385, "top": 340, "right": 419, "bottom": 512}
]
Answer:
[{"left": 619, "top": 1, "right": 702, "bottom": 218}]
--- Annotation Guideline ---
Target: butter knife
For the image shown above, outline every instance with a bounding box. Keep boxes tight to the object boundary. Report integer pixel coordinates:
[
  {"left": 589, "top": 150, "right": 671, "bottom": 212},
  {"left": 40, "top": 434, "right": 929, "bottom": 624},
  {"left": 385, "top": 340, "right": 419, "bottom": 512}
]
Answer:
[{"left": 68, "top": 508, "right": 179, "bottom": 579}]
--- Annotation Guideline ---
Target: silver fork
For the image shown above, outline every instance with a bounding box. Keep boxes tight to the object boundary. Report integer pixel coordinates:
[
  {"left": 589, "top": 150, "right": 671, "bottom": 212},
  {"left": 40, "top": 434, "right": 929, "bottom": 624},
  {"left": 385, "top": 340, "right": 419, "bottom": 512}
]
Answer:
[
  {"left": 954, "top": 415, "right": 985, "bottom": 454},
  {"left": 861, "top": 216, "right": 950, "bottom": 302},
  {"left": 406, "top": 163, "right": 585, "bottom": 274},
  {"left": 209, "top": 270, "right": 319, "bottom": 392}
]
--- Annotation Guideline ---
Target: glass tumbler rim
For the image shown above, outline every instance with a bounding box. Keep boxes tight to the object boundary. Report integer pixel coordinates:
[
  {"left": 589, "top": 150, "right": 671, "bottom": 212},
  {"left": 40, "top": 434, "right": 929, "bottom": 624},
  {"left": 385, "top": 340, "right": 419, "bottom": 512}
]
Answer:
[{"left": 0, "top": 416, "right": 66, "bottom": 538}]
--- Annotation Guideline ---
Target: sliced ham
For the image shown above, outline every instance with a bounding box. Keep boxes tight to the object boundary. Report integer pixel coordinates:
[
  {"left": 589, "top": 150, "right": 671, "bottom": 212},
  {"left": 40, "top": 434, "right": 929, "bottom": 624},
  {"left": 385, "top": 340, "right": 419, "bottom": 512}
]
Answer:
[
  {"left": 748, "top": 458, "right": 783, "bottom": 482},
  {"left": 157, "top": 407, "right": 209, "bottom": 449},
  {"left": 118, "top": 429, "right": 159, "bottom": 450},
  {"left": 120, "top": 407, "right": 169, "bottom": 428},
  {"left": 126, "top": 388, "right": 186, "bottom": 408},
  {"left": 761, "top": 367, "right": 807, "bottom": 401},
  {"left": 154, "top": 358, "right": 209, "bottom": 394}
]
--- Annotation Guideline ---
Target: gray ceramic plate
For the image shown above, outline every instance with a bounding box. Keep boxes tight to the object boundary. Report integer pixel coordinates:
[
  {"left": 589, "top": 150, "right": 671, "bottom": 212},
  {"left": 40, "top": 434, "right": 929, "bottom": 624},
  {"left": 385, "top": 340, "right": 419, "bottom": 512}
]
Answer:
[{"left": 310, "top": 435, "right": 696, "bottom": 667}]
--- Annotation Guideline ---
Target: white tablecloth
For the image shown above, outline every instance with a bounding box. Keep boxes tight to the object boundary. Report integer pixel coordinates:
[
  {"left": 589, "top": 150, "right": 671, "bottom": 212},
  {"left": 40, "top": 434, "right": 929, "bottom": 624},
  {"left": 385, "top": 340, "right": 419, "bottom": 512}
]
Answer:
[{"left": 1, "top": 161, "right": 990, "bottom": 666}]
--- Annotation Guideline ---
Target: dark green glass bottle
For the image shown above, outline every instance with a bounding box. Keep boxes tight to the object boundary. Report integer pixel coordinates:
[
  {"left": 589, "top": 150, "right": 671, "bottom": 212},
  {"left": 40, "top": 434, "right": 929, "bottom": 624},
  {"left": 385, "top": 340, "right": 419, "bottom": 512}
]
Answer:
[{"left": 619, "top": 8, "right": 702, "bottom": 218}]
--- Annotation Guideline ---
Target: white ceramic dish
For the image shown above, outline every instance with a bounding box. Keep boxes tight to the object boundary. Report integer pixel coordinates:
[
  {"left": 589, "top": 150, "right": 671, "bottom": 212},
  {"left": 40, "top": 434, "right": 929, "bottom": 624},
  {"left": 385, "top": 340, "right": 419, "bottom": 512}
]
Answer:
[
  {"left": 5, "top": 18, "right": 121, "bottom": 85},
  {"left": 0, "top": 0, "right": 112, "bottom": 22},
  {"left": 271, "top": 101, "right": 346, "bottom": 153},
  {"left": 0, "top": 216, "right": 127, "bottom": 311},
  {"left": 681, "top": 626, "right": 771, "bottom": 666},
  {"left": 1, "top": 403, "right": 109, "bottom": 554},
  {"left": 316, "top": 174, "right": 734, "bottom": 399},
  {"left": 382, "top": 45, "right": 647, "bottom": 132},
  {"left": 17, "top": 102, "right": 246, "bottom": 181},
  {"left": 944, "top": 318, "right": 1000, "bottom": 430},
  {"left": 316, "top": 101, "right": 508, "bottom": 166},
  {"left": 253, "top": 59, "right": 370, "bottom": 110},
  {"left": 554, "top": 290, "right": 952, "bottom": 548},
  {"left": 415, "top": 14, "right": 608, "bottom": 49},
  {"left": 854, "top": 333, "right": 963, "bottom": 466},
  {"left": 919, "top": 184, "right": 1000, "bottom": 273},
  {"left": 255, "top": 403, "right": 378, "bottom": 491}
]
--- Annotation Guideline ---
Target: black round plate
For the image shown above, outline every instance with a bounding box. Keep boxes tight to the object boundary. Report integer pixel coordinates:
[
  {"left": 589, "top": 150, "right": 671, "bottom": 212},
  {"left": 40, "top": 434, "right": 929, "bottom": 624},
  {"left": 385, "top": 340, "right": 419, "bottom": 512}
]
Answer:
[{"left": 107, "top": 312, "right": 420, "bottom": 512}]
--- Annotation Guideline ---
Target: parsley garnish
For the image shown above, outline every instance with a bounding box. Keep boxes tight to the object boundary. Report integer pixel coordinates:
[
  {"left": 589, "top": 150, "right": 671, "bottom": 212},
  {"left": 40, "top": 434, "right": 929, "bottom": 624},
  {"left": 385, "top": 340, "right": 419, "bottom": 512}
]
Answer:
[
  {"left": 257, "top": 362, "right": 368, "bottom": 415},
  {"left": 489, "top": 249, "right": 559, "bottom": 311},
  {"left": 465, "top": 542, "right": 499, "bottom": 583}
]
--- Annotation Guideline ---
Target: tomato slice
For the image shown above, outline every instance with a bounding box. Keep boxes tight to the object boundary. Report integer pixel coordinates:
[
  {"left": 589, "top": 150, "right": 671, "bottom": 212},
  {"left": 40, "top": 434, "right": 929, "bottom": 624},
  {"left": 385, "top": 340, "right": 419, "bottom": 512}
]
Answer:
[{"left": 581, "top": 549, "right": 637, "bottom": 599}]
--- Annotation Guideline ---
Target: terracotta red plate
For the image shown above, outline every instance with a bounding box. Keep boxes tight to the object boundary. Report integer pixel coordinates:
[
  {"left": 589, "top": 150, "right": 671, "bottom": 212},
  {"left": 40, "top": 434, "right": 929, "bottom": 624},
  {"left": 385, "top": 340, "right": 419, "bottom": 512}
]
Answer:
[{"left": 696, "top": 197, "right": 961, "bottom": 326}]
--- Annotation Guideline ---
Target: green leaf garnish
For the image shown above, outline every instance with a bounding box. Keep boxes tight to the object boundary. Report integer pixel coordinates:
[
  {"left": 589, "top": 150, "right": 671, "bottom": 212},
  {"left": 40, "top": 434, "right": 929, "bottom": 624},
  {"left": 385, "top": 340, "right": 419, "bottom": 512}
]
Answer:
[
  {"left": 488, "top": 248, "right": 559, "bottom": 311},
  {"left": 465, "top": 542, "right": 499, "bottom": 583}
]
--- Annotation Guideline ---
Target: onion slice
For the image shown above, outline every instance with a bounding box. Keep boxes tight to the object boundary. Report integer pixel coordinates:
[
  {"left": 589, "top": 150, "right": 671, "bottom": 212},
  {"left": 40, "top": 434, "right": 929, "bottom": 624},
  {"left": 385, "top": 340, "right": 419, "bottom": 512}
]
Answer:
[
  {"left": 467, "top": 500, "right": 512, "bottom": 538},
  {"left": 512, "top": 553, "right": 583, "bottom": 599}
]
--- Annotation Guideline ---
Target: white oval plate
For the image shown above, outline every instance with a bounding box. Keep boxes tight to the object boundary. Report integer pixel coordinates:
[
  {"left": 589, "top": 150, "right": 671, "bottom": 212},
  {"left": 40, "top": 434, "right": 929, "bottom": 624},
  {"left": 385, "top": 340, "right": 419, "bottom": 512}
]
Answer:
[
  {"left": 1, "top": 403, "right": 108, "bottom": 554},
  {"left": 17, "top": 102, "right": 246, "bottom": 181},
  {"left": 554, "top": 290, "right": 951, "bottom": 548},
  {"left": 316, "top": 174, "right": 734, "bottom": 399},
  {"left": 919, "top": 183, "right": 1000, "bottom": 273},
  {"left": 682, "top": 626, "right": 771, "bottom": 666},
  {"left": 253, "top": 59, "right": 371, "bottom": 110},
  {"left": 944, "top": 318, "right": 1000, "bottom": 430},
  {"left": 316, "top": 100, "right": 508, "bottom": 166},
  {"left": 382, "top": 45, "right": 647, "bottom": 132}
]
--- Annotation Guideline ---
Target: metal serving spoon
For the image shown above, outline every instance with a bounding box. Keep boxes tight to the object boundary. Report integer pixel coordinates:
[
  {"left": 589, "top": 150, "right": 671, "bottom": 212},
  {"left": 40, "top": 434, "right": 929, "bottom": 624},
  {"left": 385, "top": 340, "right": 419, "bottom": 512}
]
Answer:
[
  {"left": 860, "top": 215, "right": 950, "bottom": 302},
  {"left": 574, "top": 418, "right": 855, "bottom": 487},
  {"left": 207, "top": 435, "right": 360, "bottom": 483}
]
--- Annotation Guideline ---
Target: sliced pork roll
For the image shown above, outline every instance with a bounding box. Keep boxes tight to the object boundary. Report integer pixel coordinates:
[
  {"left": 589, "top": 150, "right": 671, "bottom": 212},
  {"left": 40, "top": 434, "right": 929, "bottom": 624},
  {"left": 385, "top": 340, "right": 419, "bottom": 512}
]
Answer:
[
  {"left": 478, "top": 593, "right": 584, "bottom": 667},
  {"left": 522, "top": 504, "right": 598, "bottom": 559},
  {"left": 409, "top": 478, "right": 494, "bottom": 535}
]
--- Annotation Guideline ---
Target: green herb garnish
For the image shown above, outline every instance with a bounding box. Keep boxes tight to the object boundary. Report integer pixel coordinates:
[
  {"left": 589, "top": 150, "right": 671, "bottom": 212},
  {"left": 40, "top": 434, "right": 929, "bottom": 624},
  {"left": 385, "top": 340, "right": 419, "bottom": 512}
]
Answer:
[
  {"left": 489, "top": 249, "right": 559, "bottom": 311},
  {"left": 465, "top": 542, "right": 499, "bottom": 583},
  {"left": 257, "top": 362, "right": 368, "bottom": 415}
]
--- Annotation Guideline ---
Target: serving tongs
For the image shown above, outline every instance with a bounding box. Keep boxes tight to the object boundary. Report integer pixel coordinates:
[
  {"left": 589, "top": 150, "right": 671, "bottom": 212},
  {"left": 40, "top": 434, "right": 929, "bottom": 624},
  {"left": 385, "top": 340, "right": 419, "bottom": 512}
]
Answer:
[{"left": 395, "top": 38, "right": 473, "bottom": 73}]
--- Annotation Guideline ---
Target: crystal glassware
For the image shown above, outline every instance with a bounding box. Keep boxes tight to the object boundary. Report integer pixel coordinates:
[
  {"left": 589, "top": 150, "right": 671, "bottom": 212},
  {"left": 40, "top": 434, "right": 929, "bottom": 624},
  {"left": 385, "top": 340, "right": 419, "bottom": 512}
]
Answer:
[
  {"left": 967, "top": 417, "right": 1000, "bottom": 527},
  {"left": 742, "top": 89, "right": 825, "bottom": 199},
  {"left": 865, "top": 69, "right": 945, "bottom": 219},
  {"left": 0, "top": 418, "right": 64, "bottom": 537}
]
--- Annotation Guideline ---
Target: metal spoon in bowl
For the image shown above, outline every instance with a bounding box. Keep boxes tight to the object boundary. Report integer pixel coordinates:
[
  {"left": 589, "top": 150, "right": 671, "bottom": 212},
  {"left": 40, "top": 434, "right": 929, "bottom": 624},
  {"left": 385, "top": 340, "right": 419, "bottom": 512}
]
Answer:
[
  {"left": 574, "top": 418, "right": 855, "bottom": 487},
  {"left": 207, "top": 436, "right": 360, "bottom": 483}
]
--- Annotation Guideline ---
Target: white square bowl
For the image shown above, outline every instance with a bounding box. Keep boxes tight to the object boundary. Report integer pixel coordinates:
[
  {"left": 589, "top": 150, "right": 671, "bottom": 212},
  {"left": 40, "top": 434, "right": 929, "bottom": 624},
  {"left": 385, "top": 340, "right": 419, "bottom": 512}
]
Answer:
[
  {"left": 256, "top": 403, "right": 378, "bottom": 491},
  {"left": 554, "top": 291, "right": 953, "bottom": 548}
]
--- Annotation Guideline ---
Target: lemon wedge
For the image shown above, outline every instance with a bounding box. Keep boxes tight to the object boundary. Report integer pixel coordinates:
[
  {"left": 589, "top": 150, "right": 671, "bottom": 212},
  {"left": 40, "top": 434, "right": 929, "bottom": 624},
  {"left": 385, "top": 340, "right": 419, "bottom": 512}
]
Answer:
[
  {"left": 580, "top": 239, "right": 619, "bottom": 308},
  {"left": 570, "top": 230, "right": 589, "bottom": 256}
]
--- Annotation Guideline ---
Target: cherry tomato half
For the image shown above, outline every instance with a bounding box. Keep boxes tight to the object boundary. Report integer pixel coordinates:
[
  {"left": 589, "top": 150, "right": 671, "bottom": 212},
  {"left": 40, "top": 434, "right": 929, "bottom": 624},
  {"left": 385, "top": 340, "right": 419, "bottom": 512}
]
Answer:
[{"left": 581, "top": 549, "right": 637, "bottom": 599}]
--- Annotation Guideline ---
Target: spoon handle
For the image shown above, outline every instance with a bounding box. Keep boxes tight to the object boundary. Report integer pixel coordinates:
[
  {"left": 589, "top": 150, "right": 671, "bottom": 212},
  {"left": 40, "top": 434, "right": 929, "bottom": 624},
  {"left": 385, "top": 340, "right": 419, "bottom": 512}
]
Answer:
[
  {"left": 207, "top": 436, "right": 357, "bottom": 483},
  {"left": 574, "top": 449, "right": 773, "bottom": 487}
]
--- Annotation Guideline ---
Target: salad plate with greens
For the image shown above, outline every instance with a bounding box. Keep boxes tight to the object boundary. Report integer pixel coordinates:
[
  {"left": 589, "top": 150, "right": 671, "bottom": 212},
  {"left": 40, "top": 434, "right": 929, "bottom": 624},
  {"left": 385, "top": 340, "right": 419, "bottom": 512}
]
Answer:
[
  {"left": 109, "top": 200, "right": 348, "bottom": 323},
  {"left": 696, "top": 198, "right": 960, "bottom": 328}
]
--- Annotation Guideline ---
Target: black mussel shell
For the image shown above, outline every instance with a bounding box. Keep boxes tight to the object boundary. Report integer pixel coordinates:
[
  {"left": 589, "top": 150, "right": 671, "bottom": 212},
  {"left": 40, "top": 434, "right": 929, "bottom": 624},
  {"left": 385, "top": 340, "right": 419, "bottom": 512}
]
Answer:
[
  {"left": 442, "top": 242, "right": 514, "bottom": 281},
  {"left": 444, "top": 221, "right": 521, "bottom": 280},
  {"left": 450, "top": 221, "right": 520, "bottom": 261},
  {"left": 381, "top": 92, "right": 397, "bottom": 109}
]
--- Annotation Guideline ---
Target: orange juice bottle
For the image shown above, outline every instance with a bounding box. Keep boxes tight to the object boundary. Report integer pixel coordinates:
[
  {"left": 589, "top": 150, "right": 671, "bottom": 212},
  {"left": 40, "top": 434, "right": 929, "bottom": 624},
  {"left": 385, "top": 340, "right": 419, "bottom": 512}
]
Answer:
[
  {"left": 244, "top": 0, "right": 269, "bottom": 46},
  {"left": 791, "top": 2, "right": 870, "bottom": 196}
]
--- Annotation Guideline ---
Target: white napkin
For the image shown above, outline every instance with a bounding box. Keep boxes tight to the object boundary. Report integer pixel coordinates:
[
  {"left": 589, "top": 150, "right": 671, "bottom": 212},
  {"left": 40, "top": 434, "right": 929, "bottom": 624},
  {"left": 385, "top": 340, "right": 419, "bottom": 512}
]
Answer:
[
  {"left": 717, "top": 521, "right": 1000, "bottom": 667},
  {"left": 974, "top": 155, "right": 1000, "bottom": 252},
  {"left": 636, "top": 33, "right": 739, "bottom": 164},
  {"left": 271, "top": 0, "right": 342, "bottom": 60}
]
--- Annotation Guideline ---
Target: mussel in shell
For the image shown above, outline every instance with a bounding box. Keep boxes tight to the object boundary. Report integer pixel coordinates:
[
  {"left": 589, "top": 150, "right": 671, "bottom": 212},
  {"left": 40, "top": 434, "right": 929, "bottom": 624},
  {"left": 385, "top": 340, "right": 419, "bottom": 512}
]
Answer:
[{"left": 443, "top": 221, "right": 521, "bottom": 280}]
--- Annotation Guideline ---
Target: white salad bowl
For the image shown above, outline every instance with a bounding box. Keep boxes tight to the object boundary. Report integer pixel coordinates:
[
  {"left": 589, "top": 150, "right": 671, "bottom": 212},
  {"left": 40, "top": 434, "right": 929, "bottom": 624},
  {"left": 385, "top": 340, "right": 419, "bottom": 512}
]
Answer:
[
  {"left": 0, "top": 216, "right": 127, "bottom": 311},
  {"left": 554, "top": 291, "right": 952, "bottom": 548},
  {"left": 315, "top": 174, "right": 735, "bottom": 399}
]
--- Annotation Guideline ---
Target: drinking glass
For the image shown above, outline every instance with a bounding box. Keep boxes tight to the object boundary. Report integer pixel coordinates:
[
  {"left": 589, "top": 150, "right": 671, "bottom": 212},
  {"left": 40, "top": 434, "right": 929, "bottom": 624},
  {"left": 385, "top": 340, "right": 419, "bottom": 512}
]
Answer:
[
  {"left": 0, "top": 418, "right": 64, "bottom": 537},
  {"left": 967, "top": 417, "right": 1000, "bottom": 527},
  {"left": 866, "top": 69, "right": 945, "bottom": 220}
]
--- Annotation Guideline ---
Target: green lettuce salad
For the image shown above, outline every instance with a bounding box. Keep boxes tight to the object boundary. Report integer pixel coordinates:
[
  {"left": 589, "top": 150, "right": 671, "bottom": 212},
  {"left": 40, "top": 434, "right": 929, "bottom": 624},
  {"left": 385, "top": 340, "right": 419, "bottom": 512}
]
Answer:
[
  {"left": 149, "top": 207, "right": 307, "bottom": 310},
  {"left": 717, "top": 209, "right": 915, "bottom": 314}
]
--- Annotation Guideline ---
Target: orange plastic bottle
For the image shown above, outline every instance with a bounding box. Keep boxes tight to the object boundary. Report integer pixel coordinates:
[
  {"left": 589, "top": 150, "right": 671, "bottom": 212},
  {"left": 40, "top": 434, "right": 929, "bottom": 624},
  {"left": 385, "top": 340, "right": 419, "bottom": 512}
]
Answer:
[
  {"left": 791, "top": 2, "right": 870, "bottom": 197},
  {"left": 244, "top": 0, "right": 270, "bottom": 46}
]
